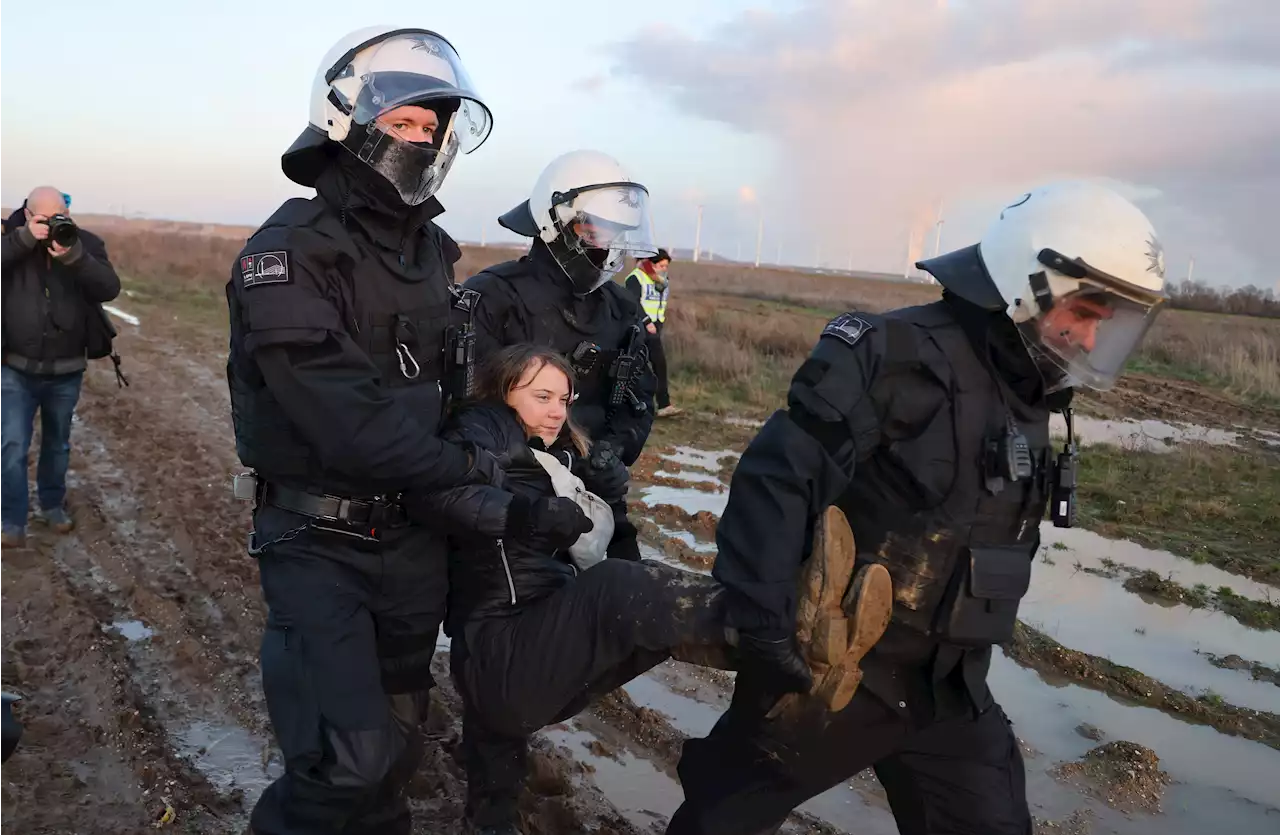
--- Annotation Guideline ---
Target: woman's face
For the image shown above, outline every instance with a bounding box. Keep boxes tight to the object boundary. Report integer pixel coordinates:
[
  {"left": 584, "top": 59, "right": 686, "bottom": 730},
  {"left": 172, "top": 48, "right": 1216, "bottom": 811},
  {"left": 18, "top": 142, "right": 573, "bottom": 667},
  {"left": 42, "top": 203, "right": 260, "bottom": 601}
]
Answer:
[{"left": 507, "top": 361, "right": 571, "bottom": 446}]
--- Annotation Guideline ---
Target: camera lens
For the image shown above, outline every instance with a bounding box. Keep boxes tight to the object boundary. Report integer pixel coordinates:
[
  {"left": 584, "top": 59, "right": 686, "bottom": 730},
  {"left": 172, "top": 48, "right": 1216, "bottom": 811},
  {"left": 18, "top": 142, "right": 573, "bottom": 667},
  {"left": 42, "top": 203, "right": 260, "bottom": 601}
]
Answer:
[{"left": 49, "top": 217, "right": 79, "bottom": 248}]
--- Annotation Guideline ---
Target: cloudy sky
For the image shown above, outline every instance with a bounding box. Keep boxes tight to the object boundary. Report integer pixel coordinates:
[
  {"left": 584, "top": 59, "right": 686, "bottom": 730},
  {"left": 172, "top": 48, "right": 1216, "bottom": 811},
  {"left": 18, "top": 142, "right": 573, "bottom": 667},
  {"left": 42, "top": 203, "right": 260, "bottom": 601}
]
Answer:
[{"left": 4, "top": 0, "right": 1276, "bottom": 288}]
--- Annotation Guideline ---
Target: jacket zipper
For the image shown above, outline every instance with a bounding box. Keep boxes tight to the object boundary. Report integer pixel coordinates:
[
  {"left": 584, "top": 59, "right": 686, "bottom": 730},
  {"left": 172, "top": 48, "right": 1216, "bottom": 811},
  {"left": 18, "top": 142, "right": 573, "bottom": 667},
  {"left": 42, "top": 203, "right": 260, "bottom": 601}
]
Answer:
[{"left": 496, "top": 538, "right": 517, "bottom": 605}]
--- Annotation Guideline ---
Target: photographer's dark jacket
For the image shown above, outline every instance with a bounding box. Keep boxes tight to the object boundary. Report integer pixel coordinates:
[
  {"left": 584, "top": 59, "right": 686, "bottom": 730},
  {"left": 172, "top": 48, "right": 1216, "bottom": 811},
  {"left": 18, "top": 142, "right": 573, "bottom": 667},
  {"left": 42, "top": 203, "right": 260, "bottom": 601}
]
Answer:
[
  {"left": 412, "top": 402, "right": 581, "bottom": 631},
  {"left": 1, "top": 209, "right": 121, "bottom": 374}
]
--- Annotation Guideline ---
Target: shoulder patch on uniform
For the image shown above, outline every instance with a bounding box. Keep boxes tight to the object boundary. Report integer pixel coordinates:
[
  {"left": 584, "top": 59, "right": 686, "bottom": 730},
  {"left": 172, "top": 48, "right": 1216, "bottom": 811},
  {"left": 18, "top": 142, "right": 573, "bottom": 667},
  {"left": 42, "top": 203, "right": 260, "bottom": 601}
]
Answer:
[
  {"left": 241, "top": 251, "right": 291, "bottom": 288},
  {"left": 821, "top": 312, "right": 874, "bottom": 347}
]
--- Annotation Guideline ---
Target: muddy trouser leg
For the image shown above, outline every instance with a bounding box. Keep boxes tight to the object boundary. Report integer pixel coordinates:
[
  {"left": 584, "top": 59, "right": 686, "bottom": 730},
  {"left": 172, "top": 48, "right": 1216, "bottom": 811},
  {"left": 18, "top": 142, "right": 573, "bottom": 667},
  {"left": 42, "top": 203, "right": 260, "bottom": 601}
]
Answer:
[
  {"left": 459, "top": 559, "right": 727, "bottom": 827},
  {"left": 666, "top": 674, "right": 1031, "bottom": 835},
  {"left": 458, "top": 700, "right": 530, "bottom": 828},
  {"left": 666, "top": 669, "right": 904, "bottom": 835},
  {"left": 874, "top": 701, "right": 1032, "bottom": 835},
  {"left": 349, "top": 525, "right": 450, "bottom": 834},
  {"left": 249, "top": 508, "right": 446, "bottom": 835}
]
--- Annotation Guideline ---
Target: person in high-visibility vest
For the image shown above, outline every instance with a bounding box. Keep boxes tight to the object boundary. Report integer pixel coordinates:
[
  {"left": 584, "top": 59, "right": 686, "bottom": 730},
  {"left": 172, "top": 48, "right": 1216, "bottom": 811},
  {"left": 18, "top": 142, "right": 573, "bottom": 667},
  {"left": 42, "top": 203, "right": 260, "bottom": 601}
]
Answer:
[{"left": 625, "top": 248, "right": 681, "bottom": 416}]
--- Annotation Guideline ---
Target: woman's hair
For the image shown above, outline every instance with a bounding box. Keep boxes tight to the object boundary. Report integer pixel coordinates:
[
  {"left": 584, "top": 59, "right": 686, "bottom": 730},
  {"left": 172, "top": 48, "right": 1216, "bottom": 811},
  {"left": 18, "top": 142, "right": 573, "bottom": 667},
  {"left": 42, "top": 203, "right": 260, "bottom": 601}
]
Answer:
[{"left": 474, "top": 344, "right": 591, "bottom": 457}]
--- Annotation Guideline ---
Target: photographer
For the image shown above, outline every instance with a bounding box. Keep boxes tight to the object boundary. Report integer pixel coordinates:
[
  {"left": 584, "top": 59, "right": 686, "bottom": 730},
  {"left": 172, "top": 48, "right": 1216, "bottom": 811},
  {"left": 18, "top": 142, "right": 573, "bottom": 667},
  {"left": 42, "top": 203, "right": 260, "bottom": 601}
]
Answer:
[{"left": 2, "top": 186, "right": 120, "bottom": 547}]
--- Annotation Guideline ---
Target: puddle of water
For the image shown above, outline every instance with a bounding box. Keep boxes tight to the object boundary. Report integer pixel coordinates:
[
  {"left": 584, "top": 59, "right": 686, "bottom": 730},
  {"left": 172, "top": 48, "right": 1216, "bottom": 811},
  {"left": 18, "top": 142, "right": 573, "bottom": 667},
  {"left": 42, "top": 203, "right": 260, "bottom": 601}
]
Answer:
[
  {"left": 661, "top": 447, "right": 739, "bottom": 473},
  {"left": 102, "top": 304, "right": 141, "bottom": 327},
  {"left": 544, "top": 724, "right": 679, "bottom": 830},
  {"left": 1044, "top": 524, "right": 1276, "bottom": 603},
  {"left": 1022, "top": 545, "right": 1280, "bottom": 712},
  {"left": 1052, "top": 413, "right": 1239, "bottom": 452},
  {"left": 636, "top": 485, "right": 729, "bottom": 518},
  {"left": 653, "top": 469, "right": 725, "bottom": 488},
  {"left": 991, "top": 651, "right": 1280, "bottom": 831},
  {"left": 107, "top": 620, "right": 154, "bottom": 642},
  {"left": 640, "top": 541, "right": 711, "bottom": 578},
  {"left": 656, "top": 525, "right": 717, "bottom": 555},
  {"left": 175, "top": 720, "right": 277, "bottom": 796}
]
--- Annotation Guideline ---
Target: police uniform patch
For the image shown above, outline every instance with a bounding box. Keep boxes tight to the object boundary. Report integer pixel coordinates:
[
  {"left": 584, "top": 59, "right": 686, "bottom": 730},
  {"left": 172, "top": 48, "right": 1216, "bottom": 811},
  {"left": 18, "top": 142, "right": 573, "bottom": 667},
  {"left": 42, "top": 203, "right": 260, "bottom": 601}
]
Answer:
[
  {"left": 822, "top": 312, "right": 874, "bottom": 347},
  {"left": 241, "top": 251, "right": 290, "bottom": 288}
]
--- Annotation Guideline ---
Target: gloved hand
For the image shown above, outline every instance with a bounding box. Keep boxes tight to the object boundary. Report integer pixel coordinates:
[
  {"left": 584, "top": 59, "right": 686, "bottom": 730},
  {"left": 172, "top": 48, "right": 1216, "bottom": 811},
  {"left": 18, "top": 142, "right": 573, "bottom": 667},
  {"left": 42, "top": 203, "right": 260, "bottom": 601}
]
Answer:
[
  {"left": 582, "top": 440, "right": 629, "bottom": 500},
  {"left": 506, "top": 495, "right": 594, "bottom": 550},
  {"left": 737, "top": 631, "right": 813, "bottom": 696},
  {"left": 588, "top": 439, "right": 621, "bottom": 472},
  {"left": 461, "top": 442, "right": 505, "bottom": 488}
]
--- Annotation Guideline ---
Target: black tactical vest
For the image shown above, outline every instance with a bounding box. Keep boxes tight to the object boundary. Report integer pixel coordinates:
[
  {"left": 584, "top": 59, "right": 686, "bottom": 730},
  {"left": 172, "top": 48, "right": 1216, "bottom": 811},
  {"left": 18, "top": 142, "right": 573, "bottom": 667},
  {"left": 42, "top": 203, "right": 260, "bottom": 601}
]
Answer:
[
  {"left": 471, "top": 260, "right": 638, "bottom": 438},
  {"left": 228, "top": 197, "right": 458, "bottom": 494},
  {"left": 840, "top": 302, "right": 1052, "bottom": 648}
]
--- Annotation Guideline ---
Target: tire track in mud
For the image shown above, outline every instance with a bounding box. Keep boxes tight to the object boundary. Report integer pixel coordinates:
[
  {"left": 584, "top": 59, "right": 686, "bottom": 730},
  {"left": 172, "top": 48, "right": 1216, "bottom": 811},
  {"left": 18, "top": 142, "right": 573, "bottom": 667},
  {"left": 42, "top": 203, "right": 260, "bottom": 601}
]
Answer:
[{"left": 1, "top": 512, "right": 241, "bottom": 832}]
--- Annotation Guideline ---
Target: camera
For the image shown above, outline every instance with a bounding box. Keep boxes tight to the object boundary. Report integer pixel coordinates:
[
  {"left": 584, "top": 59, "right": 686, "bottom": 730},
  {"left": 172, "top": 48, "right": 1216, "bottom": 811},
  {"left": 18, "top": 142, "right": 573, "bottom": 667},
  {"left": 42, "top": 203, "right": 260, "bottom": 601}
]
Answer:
[{"left": 46, "top": 214, "right": 79, "bottom": 248}]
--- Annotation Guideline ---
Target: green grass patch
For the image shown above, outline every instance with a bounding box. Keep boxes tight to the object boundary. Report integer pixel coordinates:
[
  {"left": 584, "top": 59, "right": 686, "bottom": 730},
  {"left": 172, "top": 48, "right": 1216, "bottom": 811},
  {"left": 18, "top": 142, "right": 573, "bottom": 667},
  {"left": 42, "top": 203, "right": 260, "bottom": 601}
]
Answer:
[
  {"left": 1076, "top": 442, "right": 1280, "bottom": 584},
  {"left": 120, "top": 274, "right": 228, "bottom": 331}
]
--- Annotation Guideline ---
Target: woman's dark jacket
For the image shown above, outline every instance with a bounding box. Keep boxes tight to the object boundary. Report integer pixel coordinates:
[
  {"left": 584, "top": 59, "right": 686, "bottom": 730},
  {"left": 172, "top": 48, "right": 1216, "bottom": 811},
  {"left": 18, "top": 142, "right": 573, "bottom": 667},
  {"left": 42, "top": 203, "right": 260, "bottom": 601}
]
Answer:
[{"left": 416, "top": 401, "right": 581, "bottom": 632}]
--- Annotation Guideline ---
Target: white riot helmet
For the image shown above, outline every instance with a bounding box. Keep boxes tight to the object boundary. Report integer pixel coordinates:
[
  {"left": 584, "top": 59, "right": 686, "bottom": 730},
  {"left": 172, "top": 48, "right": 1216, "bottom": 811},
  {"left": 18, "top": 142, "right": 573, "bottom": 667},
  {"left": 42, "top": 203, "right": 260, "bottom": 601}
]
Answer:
[
  {"left": 498, "top": 150, "right": 657, "bottom": 295},
  {"left": 282, "top": 26, "right": 493, "bottom": 205},
  {"left": 918, "top": 181, "right": 1168, "bottom": 392}
]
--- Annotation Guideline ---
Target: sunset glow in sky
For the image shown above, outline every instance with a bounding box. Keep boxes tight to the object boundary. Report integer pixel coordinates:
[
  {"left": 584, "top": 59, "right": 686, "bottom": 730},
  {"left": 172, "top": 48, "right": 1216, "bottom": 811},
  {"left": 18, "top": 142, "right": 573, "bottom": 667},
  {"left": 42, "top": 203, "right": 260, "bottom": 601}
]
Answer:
[{"left": 3, "top": 0, "right": 1276, "bottom": 287}]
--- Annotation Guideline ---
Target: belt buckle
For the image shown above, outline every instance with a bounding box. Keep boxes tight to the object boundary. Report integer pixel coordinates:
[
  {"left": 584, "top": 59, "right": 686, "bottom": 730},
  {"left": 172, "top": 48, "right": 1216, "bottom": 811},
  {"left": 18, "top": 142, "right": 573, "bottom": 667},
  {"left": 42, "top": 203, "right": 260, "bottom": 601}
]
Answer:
[{"left": 335, "top": 498, "right": 352, "bottom": 522}]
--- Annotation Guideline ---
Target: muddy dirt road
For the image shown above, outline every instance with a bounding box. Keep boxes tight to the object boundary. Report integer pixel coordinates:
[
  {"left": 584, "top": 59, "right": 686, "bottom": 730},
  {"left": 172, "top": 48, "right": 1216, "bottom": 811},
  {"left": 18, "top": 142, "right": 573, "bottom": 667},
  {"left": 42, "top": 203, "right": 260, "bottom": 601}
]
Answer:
[
  {"left": 0, "top": 312, "right": 681, "bottom": 834},
  {"left": 4, "top": 303, "right": 1279, "bottom": 834}
]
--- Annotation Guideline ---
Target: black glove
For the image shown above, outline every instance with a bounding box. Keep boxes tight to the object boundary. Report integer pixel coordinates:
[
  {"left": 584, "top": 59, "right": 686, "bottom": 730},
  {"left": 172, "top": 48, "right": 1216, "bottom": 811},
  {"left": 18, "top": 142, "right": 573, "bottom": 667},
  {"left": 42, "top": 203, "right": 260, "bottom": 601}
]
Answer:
[
  {"left": 738, "top": 631, "right": 813, "bottom": 696},
  {"left": 582, "top": 440, "right": 629, "bottom": 500},
  {"left": 506, "top": 495, "right": 593, "bottom": 550},
  {"left": 589, "top": 439, "right": 622, "bottom": 473},
  {"left": 461, "top": 442, "right": 505, "bottom": 488}
]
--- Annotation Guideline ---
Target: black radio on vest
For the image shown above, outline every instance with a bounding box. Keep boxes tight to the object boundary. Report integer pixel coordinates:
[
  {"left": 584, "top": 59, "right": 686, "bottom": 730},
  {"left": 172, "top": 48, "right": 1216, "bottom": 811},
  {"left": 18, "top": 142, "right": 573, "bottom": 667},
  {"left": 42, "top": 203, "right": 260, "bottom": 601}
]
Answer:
[{"left": 1051, "top": 407, "right": 1079, "bottom": 528}]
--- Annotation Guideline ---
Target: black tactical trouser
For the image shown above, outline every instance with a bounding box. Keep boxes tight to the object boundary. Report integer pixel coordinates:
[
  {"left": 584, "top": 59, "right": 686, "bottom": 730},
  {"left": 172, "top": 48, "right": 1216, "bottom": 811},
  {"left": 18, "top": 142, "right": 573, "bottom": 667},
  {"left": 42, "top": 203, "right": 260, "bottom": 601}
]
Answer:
[
  {"left": 453, "top": 559, "right": 726, "bottom": 827},
  {"left": 665, "top": 671, "right": 1031, "bottom": 835},
  {"left": 249, "top": 505, "right": 447, "bottom": 835},
  {"left": 649, "top": 321, "right": 670, "bottom": 409}
]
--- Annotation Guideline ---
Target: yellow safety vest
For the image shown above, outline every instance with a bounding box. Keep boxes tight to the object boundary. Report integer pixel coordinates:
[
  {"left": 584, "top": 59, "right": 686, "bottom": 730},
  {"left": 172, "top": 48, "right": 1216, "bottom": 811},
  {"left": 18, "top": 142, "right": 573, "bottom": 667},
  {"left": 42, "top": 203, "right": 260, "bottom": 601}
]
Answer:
[{"left": 629, "top": 268, "right": 669, "bottom": 323}]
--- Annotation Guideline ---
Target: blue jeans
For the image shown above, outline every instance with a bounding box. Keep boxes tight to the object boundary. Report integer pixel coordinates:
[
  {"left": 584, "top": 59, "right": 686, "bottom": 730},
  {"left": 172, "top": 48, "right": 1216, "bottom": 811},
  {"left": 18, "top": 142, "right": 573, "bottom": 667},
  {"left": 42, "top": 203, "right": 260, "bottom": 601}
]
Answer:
[{"left": 1, "top": 365, "right": 84, "bottom": 530}]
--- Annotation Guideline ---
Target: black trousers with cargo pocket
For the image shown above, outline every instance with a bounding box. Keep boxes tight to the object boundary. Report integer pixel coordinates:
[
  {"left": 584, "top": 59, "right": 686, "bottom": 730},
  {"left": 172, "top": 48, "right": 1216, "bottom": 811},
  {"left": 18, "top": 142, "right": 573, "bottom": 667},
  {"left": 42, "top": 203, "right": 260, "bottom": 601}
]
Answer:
[
  {"left": 665, "top": 670, "right": 1032, "bottom": 835},
  {"left": 249, "top": 505, "right": 448, "bottom": 835},
  {"left": 453, "top": 558, "right": 727, "bottom": 828}
]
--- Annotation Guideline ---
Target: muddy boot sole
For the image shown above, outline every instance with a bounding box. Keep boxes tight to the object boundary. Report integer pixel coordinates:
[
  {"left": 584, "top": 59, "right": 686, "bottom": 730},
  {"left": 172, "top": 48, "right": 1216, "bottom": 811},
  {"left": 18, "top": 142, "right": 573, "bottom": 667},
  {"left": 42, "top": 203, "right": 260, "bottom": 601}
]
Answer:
[
  {"left": 769, "top": 507, "right": 893, "bottom": 718},
  {"left": 815, "top": 562, "right": 893, "bottom": 711}
]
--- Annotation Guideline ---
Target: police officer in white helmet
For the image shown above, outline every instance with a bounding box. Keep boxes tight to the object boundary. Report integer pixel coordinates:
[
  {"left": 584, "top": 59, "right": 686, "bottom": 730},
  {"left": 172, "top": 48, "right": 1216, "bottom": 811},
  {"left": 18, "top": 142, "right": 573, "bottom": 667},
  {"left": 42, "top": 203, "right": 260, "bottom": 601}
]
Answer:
[
  {"left": 466, "top": 150, "right": 661, "bottom": 564},
  {"left": 226, "top": 27, "right": 591, "bottom": 834},
  {"left": 665, "top": 181, "right": 1168, "bottom": 835}
]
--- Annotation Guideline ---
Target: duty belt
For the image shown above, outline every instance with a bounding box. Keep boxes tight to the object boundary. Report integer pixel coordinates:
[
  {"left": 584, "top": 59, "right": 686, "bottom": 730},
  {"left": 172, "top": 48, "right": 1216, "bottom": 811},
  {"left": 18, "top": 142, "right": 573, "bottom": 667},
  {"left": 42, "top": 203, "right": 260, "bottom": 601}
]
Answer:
[{"left": 258, "top": 481, "right": 409, "bottom": 530}]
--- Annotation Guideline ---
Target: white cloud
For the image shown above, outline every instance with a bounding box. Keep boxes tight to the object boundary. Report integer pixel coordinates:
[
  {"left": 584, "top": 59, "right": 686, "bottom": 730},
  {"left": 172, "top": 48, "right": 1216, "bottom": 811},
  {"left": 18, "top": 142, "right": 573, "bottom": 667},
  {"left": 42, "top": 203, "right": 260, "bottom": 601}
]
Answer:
[{"left": 614, "top": 0, "right": 1280, "bottom": 287}]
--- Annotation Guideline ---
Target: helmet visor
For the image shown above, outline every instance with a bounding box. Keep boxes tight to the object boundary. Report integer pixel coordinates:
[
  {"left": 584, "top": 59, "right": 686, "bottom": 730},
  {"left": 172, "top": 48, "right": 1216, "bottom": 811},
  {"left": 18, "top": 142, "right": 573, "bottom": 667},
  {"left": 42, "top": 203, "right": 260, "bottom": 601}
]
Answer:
[
  {"left": 554, "top": 183, "right": 656, "bottom": 252},
  {"left": 1020, "top": 288, "right": 1164, "bottom": 392},
  {"left": 330, "top": 32, "right": 493, "bottom": 153},
  {"left": 550, "top": 183, "right": 657, "bottom": 293}
]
